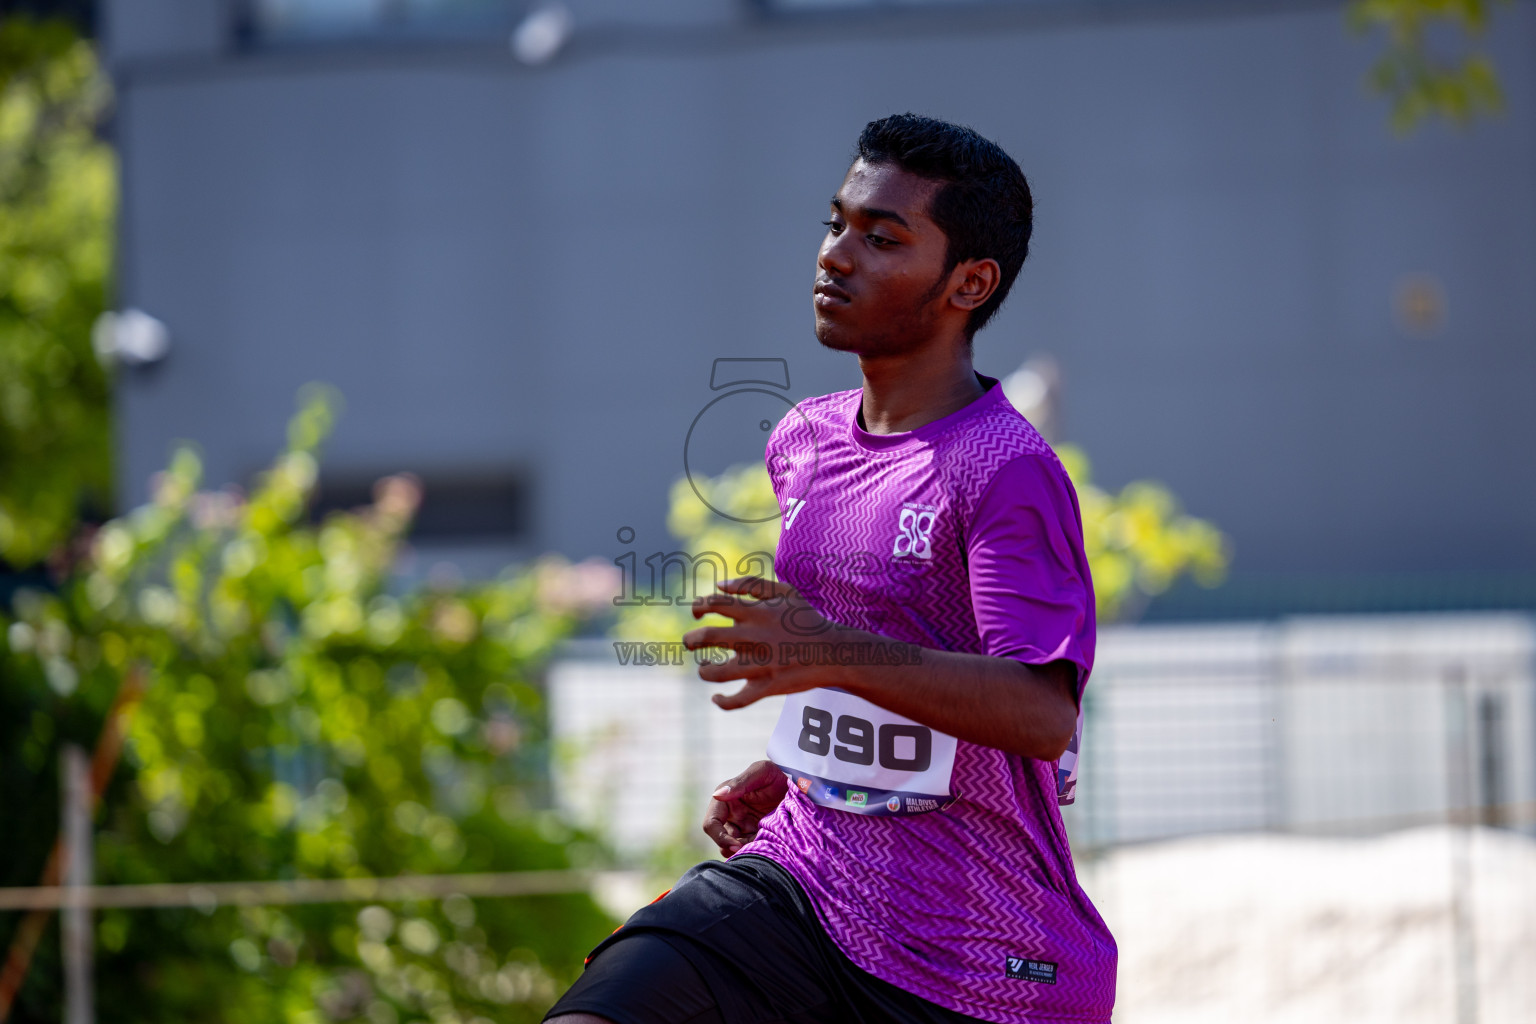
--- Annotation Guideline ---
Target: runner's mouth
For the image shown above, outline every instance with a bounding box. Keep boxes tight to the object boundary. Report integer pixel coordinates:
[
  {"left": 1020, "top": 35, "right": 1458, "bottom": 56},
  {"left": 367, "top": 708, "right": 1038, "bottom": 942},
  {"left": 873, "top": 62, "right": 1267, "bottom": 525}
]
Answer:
[{"left": 814, "top": 281, "right": 852, "bottom": 305}]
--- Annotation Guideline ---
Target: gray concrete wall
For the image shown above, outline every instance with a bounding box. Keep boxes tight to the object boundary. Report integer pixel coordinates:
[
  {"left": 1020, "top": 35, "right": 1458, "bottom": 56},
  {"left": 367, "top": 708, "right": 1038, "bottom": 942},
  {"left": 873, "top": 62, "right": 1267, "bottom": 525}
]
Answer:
[{"left": 104, "top": 0, "right": 1536, "bottom": 588}]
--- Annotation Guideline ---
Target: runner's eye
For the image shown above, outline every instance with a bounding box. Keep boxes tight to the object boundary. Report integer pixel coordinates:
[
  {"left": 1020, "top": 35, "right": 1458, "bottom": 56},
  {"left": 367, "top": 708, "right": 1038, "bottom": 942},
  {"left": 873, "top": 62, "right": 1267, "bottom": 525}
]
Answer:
[{"left": 822, "top": 219, "right": 843, "bottom": 234}]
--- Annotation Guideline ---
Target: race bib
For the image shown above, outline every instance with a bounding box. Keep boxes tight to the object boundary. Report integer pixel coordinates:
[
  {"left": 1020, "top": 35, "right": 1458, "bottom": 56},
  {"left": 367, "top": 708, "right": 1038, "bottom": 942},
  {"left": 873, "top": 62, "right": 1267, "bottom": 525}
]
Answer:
[
  {"left": 766, "top": 688, "right": 958, "bottom": 816},
  {"left": 1056, "top": 707, "right": 1083, "bottom": 806}
]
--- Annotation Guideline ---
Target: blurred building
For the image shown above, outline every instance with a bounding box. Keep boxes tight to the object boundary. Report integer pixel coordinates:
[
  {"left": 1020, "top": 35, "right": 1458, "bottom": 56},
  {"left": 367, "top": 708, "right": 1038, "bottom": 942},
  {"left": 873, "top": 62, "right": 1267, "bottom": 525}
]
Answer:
[{"left": 103, "top": 0, "right": 1536, "bottom": 614}]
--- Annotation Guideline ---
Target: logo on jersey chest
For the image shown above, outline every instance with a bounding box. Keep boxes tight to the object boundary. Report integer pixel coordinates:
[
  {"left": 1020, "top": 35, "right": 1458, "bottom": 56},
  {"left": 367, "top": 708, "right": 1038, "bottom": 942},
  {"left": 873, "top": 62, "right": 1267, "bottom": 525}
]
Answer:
[{"left": 891, "top": 502, "right": 938, "bottom": 560}]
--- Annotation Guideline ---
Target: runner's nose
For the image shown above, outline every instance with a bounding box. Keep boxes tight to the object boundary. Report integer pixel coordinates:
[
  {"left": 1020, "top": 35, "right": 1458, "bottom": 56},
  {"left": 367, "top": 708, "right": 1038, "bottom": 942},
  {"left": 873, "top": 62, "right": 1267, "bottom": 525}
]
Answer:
[{"left": 818, "top": 233, "right": 854, "bottom": 278}]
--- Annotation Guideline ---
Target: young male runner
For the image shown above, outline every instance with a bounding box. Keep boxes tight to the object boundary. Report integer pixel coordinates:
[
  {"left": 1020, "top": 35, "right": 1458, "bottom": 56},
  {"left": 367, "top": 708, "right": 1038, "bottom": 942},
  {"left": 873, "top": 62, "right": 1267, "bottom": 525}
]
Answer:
[{"left": 547, "top": 113, "right": 1116, "bottom": 1024}]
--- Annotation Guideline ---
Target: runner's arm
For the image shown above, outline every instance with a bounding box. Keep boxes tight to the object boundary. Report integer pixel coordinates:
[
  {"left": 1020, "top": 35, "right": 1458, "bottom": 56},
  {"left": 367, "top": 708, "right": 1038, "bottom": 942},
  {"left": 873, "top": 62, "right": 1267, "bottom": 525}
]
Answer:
[
  {"left": 834, "top": 644, "right": 1078, "bottom": 761},
  {"left": 685, "top": 579, "right": 1078, "bottom": 762}
]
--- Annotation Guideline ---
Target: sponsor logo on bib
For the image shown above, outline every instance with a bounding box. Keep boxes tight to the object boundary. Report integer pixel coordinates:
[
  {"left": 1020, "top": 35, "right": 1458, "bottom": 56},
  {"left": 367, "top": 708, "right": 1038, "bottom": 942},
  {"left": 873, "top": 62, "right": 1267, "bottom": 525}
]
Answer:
[
  {"left": 886, "top": 795, "right": 902, "bottom": 812},
  {"left": 845, "top": 790, "right": 868, "bottom": 808}
]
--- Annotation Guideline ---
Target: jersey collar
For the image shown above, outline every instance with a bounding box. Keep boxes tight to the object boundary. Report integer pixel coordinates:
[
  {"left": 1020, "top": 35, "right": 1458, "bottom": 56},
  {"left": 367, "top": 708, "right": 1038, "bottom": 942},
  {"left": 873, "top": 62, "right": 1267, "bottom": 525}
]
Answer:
[{"left": 849, "top": 374, "right": 1006, "bottom": 454}]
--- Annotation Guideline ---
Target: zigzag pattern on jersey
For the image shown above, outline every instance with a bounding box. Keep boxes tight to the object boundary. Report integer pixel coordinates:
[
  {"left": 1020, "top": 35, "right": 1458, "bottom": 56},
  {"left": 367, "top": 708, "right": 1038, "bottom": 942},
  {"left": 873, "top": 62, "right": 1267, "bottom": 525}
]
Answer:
[
  {"left": 754, "top": 777, "right": 1113, "bottom": 1021},
  {"left": 952, "top": 749, "right": 1052, "bottom": 1017},
  {"left": 935, "top": 399, "right": 1056, "bottom": 525},
  {"left": 927, "top": 401, "right": 1119, "bottom": 1018},
  {"left": 751, "top": 385, "right": 1116, "bottom": 1022},
  {"left": 765, "top": 388, "right": 853, "bottom": 508},
  {"left": 1019, "top": 750, "right": 1121, "bottom": 1011},
  {"left": 766, "top": 389, "right": 863, "bottom": 603},
  {"left": 922, "top": 402, "right": 1057, "bottom": 649},
  {"left": 763, "top": 389, "right": 951, "bottom": 1000},
  {"left": 770, "top": 390, "right": 949, "bottom": 640},
  {"left": 772, "top": 390, "right": 985, "bottom": 651},
  {"left": 930, "top": 400, "right": 1090, "bottom": 807}
]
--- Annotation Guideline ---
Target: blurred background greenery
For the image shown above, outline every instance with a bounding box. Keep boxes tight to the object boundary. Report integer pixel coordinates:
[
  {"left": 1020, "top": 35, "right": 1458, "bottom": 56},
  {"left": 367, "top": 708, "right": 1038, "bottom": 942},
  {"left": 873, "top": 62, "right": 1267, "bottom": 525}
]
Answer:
[
  {"left": 1, "top": 19, "right": 616, "bottom": 1021},
  {"left": 2, "top": 385, "right": 617, "bottom": 1023},
  {"left": 0, "top": 15, "right": 113, "bottom": 571}
]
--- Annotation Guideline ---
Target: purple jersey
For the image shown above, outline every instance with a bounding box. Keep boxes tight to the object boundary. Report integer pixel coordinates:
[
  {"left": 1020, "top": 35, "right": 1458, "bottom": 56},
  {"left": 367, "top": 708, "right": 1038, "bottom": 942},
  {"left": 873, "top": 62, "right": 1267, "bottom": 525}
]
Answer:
[{"left": 745, "top": 377, "right": 1117, "bottom": 1023}]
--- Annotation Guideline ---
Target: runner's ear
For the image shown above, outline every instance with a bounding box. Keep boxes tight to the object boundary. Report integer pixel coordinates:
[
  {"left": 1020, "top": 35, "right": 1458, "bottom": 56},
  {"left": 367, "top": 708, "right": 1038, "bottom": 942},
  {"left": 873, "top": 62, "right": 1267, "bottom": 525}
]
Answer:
[{"left": 948, "top": 257, "right": 1001, "bottom": 313}]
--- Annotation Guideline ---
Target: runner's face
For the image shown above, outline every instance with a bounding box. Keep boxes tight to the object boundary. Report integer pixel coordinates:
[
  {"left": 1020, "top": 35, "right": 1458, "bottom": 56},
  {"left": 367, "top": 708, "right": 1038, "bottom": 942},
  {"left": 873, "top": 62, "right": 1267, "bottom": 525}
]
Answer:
[{"left": 813, "top": 160, "right": 954, "bottom": 355}]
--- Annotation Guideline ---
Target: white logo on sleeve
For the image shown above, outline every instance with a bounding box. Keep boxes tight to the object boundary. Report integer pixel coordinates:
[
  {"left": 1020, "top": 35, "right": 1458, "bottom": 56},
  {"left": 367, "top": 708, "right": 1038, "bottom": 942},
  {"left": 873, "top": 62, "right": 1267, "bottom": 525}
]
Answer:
[
  {"left": 891, "top": 504, "right": 936, "bottom": 560},
  {"left": 783, "top": 497, "right": 807, "bottom": 529}
]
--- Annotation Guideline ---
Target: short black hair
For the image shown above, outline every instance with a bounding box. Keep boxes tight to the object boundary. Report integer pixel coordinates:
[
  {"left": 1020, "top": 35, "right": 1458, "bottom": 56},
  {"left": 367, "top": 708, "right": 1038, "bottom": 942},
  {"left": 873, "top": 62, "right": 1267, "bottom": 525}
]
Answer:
[{"left": 856, "top": 113, "right": 1033, "bottom": 338}]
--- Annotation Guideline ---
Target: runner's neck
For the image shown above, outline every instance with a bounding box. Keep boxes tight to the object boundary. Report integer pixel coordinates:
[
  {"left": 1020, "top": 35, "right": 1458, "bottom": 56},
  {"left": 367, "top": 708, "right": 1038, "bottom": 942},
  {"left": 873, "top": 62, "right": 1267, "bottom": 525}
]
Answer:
[{"left": 856, "top": 361, "right": 990, "bottom": 436}]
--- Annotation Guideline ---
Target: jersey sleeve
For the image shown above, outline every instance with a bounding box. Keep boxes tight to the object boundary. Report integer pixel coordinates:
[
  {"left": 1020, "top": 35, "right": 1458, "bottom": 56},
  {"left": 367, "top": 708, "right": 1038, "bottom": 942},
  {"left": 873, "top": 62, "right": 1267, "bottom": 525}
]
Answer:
[
  {"left": 764, "top": 421, "right": 788, "bottom": 508},
  {"left": 965, "top": 453, "right": 1097, "bottom": 696},
  {"left": 764, "top": 401, "right": 822, "bottom": 510}
]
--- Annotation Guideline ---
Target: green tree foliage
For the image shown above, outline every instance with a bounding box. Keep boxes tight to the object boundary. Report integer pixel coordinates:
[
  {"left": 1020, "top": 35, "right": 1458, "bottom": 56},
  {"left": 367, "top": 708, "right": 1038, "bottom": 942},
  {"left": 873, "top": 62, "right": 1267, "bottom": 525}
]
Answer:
[
  {"left": 615, "top": 455, "right": 1227, "bottom": 641},
  {"left": 0, "top": 16, "right": 114, "bottom": 567},
  {"left": 1348, "top": 0, "right": 1507, "bottom": 132},
  {"left": 1054, "top": 446, "right": 1227, "bottom": 621},
  {"left": 1, "top": 392, "right": 615, "bottom": 1024}
]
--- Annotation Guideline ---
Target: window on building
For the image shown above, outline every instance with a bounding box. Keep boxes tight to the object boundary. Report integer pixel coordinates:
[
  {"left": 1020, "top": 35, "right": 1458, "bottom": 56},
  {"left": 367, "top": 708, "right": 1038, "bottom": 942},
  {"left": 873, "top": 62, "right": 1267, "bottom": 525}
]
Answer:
[{"left": 312, "top": 469, "right": 532, "bottom": 544}]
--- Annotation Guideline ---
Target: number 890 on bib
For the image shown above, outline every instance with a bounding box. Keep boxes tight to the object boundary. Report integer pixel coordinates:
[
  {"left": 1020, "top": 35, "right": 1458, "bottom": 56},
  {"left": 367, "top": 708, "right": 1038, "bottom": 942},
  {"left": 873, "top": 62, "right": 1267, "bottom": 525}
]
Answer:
[
  {"left": 766, "top": 688, "right": 958, "bottom": 816},
  {"left": 796, "top": 706, "right": 932, "bottom": 773}
]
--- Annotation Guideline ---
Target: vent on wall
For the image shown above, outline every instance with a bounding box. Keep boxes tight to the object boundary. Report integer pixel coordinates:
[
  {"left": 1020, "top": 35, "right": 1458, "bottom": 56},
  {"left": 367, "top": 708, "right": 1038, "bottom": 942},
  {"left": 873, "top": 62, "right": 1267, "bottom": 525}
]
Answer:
[{"left": 312, "top": 469, "right": 531, "bottom": 542}]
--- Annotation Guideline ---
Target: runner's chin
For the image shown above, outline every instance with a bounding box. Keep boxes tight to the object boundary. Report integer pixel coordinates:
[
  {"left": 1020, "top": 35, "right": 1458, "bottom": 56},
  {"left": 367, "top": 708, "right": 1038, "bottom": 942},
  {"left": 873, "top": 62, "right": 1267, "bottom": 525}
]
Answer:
[{"left": 814, "top": 314, "right": 859, "bottom": 352}]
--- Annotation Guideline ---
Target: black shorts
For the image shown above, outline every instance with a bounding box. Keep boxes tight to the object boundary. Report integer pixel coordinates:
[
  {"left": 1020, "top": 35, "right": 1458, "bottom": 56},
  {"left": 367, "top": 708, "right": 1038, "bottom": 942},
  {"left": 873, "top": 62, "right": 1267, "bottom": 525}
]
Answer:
[{"left": 543, "top": 854, "right": 981, "bottom": 1024}]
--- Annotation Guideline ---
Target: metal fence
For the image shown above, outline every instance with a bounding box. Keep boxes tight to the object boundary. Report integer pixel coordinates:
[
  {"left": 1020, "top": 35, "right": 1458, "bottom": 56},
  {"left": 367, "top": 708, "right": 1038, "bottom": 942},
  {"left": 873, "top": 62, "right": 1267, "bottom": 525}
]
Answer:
[
  {"left": 550, "top": 614, "right": 1536, "bottom": 853},
  {"left": 1065, "top": 614, "right": 1536, "bottom": 1024},
  {"left": 1073, "top": 614, "right": 1536, "bottom": 849}
]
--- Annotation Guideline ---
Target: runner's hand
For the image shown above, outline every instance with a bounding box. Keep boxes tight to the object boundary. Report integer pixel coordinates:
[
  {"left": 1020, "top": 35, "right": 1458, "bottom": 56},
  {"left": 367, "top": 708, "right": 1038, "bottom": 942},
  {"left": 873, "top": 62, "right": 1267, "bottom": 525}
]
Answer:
[
  {"left": 684, "top": 577, "right": 836, "bottom": 710},
  {"left": 702, "top": 759, "right": 788, "bottom": 857}
]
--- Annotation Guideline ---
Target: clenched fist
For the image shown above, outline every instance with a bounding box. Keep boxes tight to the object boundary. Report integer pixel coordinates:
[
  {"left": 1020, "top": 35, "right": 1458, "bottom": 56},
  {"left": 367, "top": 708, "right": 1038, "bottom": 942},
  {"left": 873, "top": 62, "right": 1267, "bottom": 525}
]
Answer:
[{"left": 702, "top": 759, "right": 788, "bottom": 857}]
